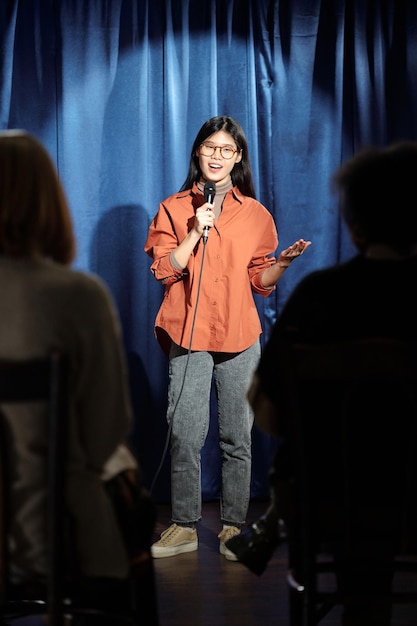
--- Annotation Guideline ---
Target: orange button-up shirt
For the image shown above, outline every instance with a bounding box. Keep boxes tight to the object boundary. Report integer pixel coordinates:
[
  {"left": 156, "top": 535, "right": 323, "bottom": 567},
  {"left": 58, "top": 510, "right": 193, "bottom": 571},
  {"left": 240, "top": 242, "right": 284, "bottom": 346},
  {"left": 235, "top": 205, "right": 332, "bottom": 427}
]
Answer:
[{"left": 144, "top": 183, "right": 278, "bottom": 355}]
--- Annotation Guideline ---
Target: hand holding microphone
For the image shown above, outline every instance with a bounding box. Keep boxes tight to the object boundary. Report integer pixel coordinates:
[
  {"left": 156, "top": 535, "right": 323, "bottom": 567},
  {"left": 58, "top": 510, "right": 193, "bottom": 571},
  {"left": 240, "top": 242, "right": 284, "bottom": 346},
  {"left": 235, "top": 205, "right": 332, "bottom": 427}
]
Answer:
[{"left": 203, "top": 181, "right": 216, "bottom": 244}]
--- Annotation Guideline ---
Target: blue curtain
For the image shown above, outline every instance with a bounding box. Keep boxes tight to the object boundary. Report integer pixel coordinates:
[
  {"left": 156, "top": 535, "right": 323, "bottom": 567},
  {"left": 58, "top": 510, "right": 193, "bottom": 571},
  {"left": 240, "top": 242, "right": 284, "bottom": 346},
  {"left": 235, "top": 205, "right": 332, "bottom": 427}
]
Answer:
[{"left": 2, "top": 0, "right": 416, "bottom": 502}]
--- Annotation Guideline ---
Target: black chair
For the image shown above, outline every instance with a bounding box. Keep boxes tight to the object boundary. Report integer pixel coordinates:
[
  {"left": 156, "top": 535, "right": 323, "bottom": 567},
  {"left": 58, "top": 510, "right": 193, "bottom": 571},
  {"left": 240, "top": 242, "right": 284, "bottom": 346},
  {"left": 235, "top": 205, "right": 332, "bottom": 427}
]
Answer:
[
  {"left": 280, "top": 338, "right": 417, "bottom": 625},
  {"left": 0, "top": 352, "right": 159, "bottom": 626}
]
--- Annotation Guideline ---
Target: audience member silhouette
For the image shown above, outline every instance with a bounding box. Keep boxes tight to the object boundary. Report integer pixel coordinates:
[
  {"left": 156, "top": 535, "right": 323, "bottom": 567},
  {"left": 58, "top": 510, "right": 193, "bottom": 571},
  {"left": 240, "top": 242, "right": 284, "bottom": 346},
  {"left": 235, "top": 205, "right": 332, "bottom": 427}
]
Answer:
[
  {"left": 226, "top": 140, "right": 417, "bottom": 625},
  {"left": 0, "top": 129, "right": 155, "bottom": 622}
]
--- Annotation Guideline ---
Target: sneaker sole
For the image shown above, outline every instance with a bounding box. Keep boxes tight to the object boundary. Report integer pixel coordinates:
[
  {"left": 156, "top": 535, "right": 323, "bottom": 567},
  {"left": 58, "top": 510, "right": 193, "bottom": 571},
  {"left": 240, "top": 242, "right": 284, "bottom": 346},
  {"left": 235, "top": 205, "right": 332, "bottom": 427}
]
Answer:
[
  {"left": 151, "top": 541, "right": 198, "bottom": 558},
  {"left": 219, "top": 542, "right": 238, "bottom": 561}
]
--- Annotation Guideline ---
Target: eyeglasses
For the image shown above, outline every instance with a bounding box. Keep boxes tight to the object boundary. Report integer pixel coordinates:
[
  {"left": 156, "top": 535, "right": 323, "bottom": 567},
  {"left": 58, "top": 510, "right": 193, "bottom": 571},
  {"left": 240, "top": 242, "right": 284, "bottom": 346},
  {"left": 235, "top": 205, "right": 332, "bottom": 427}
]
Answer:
[{"left": 199, "top": 143, "right": 239, "bottom": 160}]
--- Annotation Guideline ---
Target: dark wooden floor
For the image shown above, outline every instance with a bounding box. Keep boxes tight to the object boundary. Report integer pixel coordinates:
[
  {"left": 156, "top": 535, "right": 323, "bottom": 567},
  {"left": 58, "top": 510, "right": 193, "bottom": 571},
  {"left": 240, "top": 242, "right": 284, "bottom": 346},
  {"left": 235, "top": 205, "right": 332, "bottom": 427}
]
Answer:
[
  {"left": 9, "top": 500, "right": 417, "bottom": 625},
  {"left": 152, "top": 500, "right": 417, "bottom": 626}
]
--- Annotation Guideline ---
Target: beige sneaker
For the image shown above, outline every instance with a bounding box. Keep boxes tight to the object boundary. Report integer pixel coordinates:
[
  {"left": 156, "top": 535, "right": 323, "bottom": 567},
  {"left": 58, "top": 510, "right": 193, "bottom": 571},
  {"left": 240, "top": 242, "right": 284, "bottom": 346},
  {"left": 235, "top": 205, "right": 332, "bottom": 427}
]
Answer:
[
  {"left": 218, "top": 526, "right": 240, "bottom": 561},
  {"left": 151, "top": 523, "right": 198, "bottom": 558}
]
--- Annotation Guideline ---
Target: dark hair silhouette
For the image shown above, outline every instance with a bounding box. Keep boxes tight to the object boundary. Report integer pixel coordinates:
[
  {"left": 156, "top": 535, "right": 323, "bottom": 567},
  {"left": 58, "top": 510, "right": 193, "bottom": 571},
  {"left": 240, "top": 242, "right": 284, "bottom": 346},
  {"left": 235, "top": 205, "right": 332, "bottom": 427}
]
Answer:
[
  {"left": 333, "top": 141, "right": 417, "bottom": 253},
  {"left": 0, "top": 130, "right": 76, "bottom": 263}
]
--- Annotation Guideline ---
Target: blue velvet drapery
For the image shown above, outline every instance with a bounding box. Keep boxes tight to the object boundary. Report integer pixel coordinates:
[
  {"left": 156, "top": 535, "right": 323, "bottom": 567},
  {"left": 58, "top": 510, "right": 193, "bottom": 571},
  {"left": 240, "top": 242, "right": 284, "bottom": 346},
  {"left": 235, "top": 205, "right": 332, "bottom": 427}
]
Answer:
[{"left": 2, "top": 0, "right": 416, "bottom": 501}]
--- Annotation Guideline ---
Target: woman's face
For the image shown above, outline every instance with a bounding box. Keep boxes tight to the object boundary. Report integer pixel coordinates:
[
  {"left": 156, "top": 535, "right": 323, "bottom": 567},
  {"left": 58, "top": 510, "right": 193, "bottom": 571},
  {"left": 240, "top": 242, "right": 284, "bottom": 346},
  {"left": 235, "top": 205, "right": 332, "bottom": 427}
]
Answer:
[{"left": 196, "top": 130, "right": 242, "bottom": 186}]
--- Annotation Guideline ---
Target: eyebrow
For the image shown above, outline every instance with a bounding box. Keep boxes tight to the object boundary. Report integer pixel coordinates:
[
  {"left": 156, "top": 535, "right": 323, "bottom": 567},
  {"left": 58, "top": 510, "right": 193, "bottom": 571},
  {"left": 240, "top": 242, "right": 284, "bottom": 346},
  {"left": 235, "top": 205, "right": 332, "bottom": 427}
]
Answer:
[{"left": 204, "top": 142, "right": 236, "bottom": 148}]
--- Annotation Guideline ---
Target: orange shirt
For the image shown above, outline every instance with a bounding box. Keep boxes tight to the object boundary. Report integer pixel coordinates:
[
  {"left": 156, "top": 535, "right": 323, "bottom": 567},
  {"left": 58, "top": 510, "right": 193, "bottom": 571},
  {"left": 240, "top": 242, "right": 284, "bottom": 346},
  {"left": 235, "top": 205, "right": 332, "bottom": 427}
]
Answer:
[{"left": 144, "top": 183, "right": 278, "bottom": 355}]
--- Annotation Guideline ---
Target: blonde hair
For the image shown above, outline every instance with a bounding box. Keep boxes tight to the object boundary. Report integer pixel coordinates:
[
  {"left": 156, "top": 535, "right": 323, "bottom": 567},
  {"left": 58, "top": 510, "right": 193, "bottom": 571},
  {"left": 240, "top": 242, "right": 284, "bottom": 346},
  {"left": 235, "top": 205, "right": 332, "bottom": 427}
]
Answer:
[{"left": 0, "top": 129, "right": 76, "bottom": 263}]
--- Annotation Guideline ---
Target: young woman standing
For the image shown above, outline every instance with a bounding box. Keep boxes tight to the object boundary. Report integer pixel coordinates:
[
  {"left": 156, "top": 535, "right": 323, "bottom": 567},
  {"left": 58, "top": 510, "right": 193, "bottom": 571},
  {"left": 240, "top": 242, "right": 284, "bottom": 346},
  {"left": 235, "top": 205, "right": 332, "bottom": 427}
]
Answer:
[{"left": 144, "top": 115, "right": 311, "bottom": 560}]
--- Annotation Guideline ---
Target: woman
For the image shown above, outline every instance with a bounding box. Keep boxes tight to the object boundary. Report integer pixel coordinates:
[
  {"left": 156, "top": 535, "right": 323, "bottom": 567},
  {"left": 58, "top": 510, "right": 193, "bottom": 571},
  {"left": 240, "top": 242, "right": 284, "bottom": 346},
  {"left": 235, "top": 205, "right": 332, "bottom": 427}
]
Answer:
[
  {"left": 0, "top": 129, "right": 145, "bottom": 587},
  {"left": 144, "top": 115, "right": 311, "bottom": 559}
]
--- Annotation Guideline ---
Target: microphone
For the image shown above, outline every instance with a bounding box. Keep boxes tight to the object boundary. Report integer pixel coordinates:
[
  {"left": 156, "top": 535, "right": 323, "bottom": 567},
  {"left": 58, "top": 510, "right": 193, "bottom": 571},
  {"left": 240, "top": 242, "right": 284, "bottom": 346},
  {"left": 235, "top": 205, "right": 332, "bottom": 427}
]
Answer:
[{"left": 203, "top": 181, "right": 216, "bottom": 243}]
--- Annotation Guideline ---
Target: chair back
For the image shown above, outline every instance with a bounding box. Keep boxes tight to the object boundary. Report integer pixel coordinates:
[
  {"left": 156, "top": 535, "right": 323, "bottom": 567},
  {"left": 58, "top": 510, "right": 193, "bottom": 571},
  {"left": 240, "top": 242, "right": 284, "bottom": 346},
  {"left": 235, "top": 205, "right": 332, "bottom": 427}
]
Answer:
[
  {"left": 0, "top": 351, "right": 68, "bottom": 625},
  {"left": 281, "top": 338, "right": 417, "bottom": 625}
]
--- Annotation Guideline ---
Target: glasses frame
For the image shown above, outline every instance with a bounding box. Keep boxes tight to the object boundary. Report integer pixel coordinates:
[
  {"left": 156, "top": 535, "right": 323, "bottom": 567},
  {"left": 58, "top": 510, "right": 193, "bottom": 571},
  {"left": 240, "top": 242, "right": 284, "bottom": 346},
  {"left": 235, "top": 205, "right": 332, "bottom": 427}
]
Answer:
[{"left": 199, "top": 142, "right": 239, "bottom": 160}]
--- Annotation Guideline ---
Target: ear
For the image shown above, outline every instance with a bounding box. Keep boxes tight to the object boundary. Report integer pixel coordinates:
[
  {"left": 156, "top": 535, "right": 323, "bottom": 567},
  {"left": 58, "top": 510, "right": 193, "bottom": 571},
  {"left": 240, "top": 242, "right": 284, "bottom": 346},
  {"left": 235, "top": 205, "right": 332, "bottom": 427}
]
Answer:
[{"left": 235, "top": 150, "right": 242, "bottom": 164}]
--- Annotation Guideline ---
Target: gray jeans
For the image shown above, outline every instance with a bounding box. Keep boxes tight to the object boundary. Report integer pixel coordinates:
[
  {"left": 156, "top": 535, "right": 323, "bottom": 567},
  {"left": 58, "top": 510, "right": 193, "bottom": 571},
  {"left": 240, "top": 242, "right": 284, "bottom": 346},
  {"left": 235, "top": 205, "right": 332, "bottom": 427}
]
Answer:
[{"left": 167, "top": 340, "right": 261, "bottom": 527}]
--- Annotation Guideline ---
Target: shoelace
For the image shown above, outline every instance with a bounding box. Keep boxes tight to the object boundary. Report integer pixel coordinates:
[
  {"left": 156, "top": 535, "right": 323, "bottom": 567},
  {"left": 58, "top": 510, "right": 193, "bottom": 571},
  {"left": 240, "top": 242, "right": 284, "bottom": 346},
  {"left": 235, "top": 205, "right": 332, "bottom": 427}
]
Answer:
[
  {"left": 160, "top": 525, "right": 192, "bottom": 544},
  {"left": 219, "top": 527, "right": 239, "bottom": 542}
]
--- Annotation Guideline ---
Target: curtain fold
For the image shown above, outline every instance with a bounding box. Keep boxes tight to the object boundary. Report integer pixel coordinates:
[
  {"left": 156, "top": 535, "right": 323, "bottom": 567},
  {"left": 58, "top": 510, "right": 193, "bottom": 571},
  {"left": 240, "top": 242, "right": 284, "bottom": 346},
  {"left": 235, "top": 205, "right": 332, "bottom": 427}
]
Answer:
[{"left": 1, "top": 0, "right": 416, "bottom": 501}]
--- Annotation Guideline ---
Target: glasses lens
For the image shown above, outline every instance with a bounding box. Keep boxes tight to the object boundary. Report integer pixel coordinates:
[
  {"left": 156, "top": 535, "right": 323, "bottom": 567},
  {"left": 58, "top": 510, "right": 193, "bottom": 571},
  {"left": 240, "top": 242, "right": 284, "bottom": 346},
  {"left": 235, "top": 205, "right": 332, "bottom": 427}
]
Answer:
[
  {"left": 220, "top": 146, "right": 235, "bottom": 159},
  {"left": 200, "top": 144, "right": 214, "bottom": 157}
]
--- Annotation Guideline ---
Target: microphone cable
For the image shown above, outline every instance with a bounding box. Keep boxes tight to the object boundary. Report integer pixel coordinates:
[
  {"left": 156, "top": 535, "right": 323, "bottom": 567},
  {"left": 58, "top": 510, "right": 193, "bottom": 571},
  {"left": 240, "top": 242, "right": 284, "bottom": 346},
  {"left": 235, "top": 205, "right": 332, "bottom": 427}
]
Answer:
[{"left": 149, "top": 234, "right": 210, "bottom": 495}]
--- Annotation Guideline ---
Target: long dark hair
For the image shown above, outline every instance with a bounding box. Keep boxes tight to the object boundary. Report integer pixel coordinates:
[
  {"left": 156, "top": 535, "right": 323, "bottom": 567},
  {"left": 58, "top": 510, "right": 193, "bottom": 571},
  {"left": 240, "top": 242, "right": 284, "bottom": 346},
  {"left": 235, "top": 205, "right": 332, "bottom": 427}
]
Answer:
[
  {"left": 180, "top": 116, "right": 257, "bottom": 198},
  {"left": 0, "top": 130, "right": 76, "bottom": 263}
]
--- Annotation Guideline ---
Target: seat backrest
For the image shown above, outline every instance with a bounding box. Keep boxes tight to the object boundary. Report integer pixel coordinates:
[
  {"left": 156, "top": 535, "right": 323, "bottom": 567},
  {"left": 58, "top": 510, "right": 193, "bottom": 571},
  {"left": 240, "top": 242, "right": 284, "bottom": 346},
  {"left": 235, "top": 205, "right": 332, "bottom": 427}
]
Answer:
[
  {"left": 0, "top": 351, "right": 69, "bottom": 625},
  {"left": 281, "top": 338, "right": 417, "bottom": 577}
]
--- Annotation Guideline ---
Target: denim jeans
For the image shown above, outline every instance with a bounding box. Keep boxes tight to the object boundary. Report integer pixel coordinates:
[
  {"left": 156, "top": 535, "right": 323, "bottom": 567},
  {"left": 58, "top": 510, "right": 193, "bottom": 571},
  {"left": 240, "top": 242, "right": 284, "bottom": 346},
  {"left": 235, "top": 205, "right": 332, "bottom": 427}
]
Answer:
[{"left": 167, "top": 340, "right": 260, "bottom": 527}]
